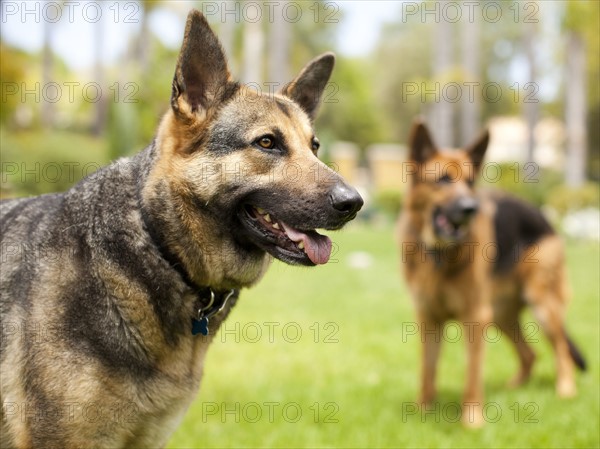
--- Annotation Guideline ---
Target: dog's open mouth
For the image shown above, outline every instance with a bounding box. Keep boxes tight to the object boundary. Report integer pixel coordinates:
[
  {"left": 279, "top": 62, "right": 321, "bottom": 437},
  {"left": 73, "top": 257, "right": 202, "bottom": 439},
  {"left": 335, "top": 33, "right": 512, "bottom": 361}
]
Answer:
[
  {"left": 433, "top": 208, "right": 469, "bottom": 240},
  {"left": 240, "top": 205, "right": 332, "bottom": 266}
]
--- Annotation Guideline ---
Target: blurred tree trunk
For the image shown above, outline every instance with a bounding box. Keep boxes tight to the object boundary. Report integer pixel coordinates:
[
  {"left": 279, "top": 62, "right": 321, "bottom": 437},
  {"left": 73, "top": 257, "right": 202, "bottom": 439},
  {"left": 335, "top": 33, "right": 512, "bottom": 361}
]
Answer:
[
  {"left": 138, "top": 1, "right": 161, "bottom": 74},
  {"left": 92, "top": 11, "right": 106, "bottom": 136},
  {"left": 523, "top": 21, "right": 538, "bottom": 164},
  {"left": 41, "top": 17, "right": 53, "bottom": 128},
  {"left": 565, "top": 32, "right": 587, "bottom": 187},
  {"left": 430, "top": 18, "right": 453, "bottom": 147},
  {"left": 460, "top": 14, "right": 480, "bottom": 146},
  {"left": 268, "top": 0, "right": 291, "bottom": 88},
  {"left": 138, "top": 7, "right": 150, "bottom": 74},
  {"left": 219, "top": 15, "right": 236, "bottom": 74},
  {"left": 241, "top": 17, "right": 264, "bottom": 84}
]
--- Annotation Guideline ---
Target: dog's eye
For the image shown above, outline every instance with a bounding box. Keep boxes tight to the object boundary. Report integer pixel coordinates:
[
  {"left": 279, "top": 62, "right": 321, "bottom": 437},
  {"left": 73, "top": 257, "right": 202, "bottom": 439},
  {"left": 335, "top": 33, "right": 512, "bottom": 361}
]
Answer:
[
  {"left": 311, "top": 138, "right": 320, "bottom": 153},
  {"left": 438, "top": 174, "right": 452, "bottom": 183},
  {"left": 256, "top": 136, "right": 276, "bottom": 150}
]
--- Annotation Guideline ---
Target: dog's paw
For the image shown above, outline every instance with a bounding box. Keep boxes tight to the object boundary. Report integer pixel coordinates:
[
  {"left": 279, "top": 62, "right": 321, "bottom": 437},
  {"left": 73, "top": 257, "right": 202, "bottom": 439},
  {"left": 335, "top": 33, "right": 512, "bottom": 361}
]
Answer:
[
  {"left": 461, "top": 402, "right": 485, "bottom": 429},
  {"left": 557, "top": 379, "right": 577, "bottom": 398}
]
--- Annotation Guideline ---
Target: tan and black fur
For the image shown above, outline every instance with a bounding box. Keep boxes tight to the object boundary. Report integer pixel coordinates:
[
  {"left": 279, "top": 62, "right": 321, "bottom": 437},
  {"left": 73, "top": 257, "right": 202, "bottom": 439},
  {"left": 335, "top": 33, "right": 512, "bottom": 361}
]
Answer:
[
  {"left": 397, "top": 121, "right": 585, "bottom": 427},
  {"left": 0, "top": 11, "right": 362, "bottom": 448}
]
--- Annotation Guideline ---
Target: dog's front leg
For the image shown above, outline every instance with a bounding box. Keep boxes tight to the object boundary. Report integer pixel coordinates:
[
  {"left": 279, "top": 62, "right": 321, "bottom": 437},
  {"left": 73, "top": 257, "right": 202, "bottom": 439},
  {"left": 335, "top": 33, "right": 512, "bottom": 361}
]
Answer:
[
  {"left": 462, "top": 306, "right": 492, "bottom": 428},
  {"left": 418, "top": 315, "right": 443, "bottom": 405}
]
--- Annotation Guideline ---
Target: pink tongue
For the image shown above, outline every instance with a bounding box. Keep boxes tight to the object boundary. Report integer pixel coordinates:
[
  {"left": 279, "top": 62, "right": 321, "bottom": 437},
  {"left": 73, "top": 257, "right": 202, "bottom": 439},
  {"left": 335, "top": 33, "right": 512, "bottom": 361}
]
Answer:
[
  {"left": 281, "top": 223, "right": 332, "bottom": 265},
  {"left": 436, "top": 214, "right": 448, "bottom": 227}
]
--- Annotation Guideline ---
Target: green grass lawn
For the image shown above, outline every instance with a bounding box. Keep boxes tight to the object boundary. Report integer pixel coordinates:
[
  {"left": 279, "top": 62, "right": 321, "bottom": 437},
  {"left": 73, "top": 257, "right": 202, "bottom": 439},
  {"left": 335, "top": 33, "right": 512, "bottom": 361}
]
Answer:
[{"left": 168, "top": 223, "right": 600, "bottom": 449}]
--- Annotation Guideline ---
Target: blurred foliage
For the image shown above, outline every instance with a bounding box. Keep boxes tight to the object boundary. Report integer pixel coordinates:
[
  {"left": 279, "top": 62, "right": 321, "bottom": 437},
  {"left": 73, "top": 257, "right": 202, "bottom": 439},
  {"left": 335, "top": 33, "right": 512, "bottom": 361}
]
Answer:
[
  {"left": 546, "top": 182, "right": 600, "bottom": 216},
  {"left": 564, "top": 0, "right": 600, "bottom": 105},
  {"left": 588, "top": 106, "right": 600, "bottom": 180},
  {"left": 480, "top": 163, "right": 564, "bottom": 208},
  {"left": 372, "top": 17, "right": 432, "bottom": 145},
  {"left": 0, "top": 44, "right": 27, "bottom": 125},
  {"left": 107, "top": 101, "right": 140, "bottom": 160},
  {"left": 113, "top": 36, "right": 178, "bottom": 155},
  {"left": 288, "top": 1, "right": 341, "bottom": 69},
  {"left": 372, "top": 189, "right": 404, "bottom": 219},
  {"left": 372, "top": 1, "right": 526, "bottom": 145},
  {"left": 0, "top": 127, "right": 109, "bottom": 199},
  {"left": 317, "top": 58, "right": 387, "bottom": 150}
]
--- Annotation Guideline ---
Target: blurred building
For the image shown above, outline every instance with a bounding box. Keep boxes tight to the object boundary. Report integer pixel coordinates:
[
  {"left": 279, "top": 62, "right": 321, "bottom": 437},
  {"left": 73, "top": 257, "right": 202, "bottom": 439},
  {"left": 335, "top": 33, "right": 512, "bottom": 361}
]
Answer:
[{"left": 487, "top": 116, "right": 566, "bottom": 170}]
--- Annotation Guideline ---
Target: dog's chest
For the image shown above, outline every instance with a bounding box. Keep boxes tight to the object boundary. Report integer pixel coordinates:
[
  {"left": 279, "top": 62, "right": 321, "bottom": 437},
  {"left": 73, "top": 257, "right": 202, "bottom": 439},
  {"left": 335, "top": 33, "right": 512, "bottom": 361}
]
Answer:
[
  {"left": 113, "top": 288, "right": 240, "bottom": 446},
  {"left": 417, "top": 286, "right": 466, "bottom": 320},
  {"left": 410, "top": 268, "right": 482, "bottom": 320},
  {"left": 123, "top": 333, "right": 213, "bottom": 446}
]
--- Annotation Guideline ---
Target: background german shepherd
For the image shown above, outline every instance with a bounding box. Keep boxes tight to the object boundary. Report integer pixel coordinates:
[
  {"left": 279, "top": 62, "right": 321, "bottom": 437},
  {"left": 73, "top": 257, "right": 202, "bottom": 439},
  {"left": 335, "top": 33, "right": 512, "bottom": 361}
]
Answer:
[
  {"left": 0, "top": 10, "right": 362, "bottom": 448},
  {"left": 397, "top": 121, "right": 585, "bottom": 427}
]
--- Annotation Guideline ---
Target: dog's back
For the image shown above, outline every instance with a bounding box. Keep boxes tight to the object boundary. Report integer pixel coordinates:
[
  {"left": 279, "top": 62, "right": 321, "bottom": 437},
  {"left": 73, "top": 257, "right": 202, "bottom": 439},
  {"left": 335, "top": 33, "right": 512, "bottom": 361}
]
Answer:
[
  {"left": 487, "top": 191, "right": 586, "bottom": 374},
  {"left": 490, "top": 192, "right": 554, "bottom": 275}
]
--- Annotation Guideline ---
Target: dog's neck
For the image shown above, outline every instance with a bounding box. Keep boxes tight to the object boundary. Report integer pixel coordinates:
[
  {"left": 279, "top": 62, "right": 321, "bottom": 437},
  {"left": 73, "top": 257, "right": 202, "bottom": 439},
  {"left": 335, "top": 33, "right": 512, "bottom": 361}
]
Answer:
[{"left": 133, "top": 148, "right": 238, "bottom": 336}]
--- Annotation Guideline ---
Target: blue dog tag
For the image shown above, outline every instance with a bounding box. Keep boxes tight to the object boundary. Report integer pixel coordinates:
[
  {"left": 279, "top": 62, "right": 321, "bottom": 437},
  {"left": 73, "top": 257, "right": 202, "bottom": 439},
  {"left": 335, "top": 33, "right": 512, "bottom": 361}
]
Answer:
[{"left": 192, "top": 316, "right": 209, "bottom": 336}]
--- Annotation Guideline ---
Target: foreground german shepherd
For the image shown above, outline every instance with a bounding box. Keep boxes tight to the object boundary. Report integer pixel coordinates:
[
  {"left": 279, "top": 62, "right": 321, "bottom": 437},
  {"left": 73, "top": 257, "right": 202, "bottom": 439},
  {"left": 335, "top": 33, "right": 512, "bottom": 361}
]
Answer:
[
  {"left": 397, "top": 121, "right": 585, "bottom": 427},
  {"left": 0, "top": 11, "right": 363, "bottom": 448}
]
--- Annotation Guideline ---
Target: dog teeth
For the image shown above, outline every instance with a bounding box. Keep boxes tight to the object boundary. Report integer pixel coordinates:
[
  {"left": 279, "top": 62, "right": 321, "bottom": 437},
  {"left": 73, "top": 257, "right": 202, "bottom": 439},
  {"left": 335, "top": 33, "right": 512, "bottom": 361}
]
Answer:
[
  {"left": 297, "top": 241, "right": 304, "bottom": 250},
  {"left": 254, "top": 207, "right": 280, "bottom": 230}
]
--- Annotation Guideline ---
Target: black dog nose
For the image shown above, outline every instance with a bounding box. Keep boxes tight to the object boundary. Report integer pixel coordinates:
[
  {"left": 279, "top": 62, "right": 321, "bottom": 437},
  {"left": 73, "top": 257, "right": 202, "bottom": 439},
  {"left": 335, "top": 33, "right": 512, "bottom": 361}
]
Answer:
[
  {"left": 329, "top": 183, "right": 364, "bottom": 217},
  {"left": 457, "top": 197, "right": 479, "bottom": 216}
]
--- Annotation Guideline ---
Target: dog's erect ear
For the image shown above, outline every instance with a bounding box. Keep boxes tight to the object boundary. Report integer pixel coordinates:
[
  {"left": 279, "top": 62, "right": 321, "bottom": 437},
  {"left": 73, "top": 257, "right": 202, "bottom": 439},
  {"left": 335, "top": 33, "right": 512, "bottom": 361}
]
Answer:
[
  {"left": 171, "top": 10, "right": 231, "bottom": 117},
  {"left": 409, "top": 121, "right": 438, "bottom": 163},
  {"left": 280, "top": 53, "right": 335, "bottom": 121},
  {"left": 466, "top": 129, "right": 490, "bottom": 172}
]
